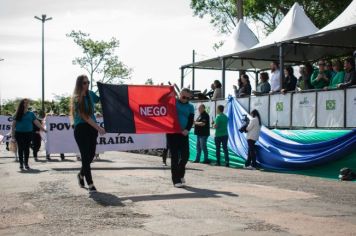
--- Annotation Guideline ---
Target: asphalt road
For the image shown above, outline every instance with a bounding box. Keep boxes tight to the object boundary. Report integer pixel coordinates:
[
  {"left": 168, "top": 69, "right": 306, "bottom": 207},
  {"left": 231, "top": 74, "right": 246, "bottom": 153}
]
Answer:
[{"left": 1, "top": 146, "right": 356, "bottom": 236}]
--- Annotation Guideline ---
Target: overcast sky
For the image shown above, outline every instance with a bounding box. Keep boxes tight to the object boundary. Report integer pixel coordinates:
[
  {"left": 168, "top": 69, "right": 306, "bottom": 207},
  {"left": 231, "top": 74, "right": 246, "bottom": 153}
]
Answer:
[{"left": 0, "top": 0, "right": 256, "bottom": 101}]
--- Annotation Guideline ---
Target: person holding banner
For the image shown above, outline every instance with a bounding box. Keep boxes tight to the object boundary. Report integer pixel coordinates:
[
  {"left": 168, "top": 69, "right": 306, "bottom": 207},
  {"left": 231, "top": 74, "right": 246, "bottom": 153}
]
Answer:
[
  {"left": 11, "top": 99, "right": 46, "bottom": 170},
  {"left": 70, "top": 75, "right": 105, "bottom": 193},
  {"left": 244, "top": 109, "right": 262, "bottom": 170},
  {"left": 167, "top": 88, "right": 194, "bottom": 188}
]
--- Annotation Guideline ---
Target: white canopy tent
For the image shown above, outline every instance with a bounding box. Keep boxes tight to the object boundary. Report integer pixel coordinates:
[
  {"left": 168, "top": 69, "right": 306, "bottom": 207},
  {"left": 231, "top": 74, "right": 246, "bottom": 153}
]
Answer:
[
  {"left": 252, "top": 2, "right": 318, "bottom": 48},
  {"left": 296, "top": 0, "right": 356, "bottom": 48},
  {"left": 218, "top": 20, "right": 259, "bottom": 55},
  {"left": 319, "top": 0, "right": 356, "bottom": 32},
  {"left": 180, "top": 1, "right": 356, "bottom": 96}
]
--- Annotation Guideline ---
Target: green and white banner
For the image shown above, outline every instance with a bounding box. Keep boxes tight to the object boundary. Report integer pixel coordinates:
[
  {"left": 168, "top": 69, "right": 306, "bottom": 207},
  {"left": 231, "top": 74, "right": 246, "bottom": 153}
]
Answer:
[
  {"left": 346, "top": 88, "right": 356, "bottom": 127},
  {"left": 292, "top": 92, "right": 316, "bottom": 127},
  {"left": 317, "top": 90, "right": 344, "bottom": 127},
  {"left": 269, "top": 93, "right": 291, "bottom": 127},
  {"left": 250, "top": 96, "right": 269, "bottom": 126}
]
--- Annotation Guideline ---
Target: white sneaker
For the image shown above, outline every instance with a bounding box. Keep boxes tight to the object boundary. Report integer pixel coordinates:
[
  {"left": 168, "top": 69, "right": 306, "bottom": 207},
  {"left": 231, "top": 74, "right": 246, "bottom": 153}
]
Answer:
[
  {"left": 244, "top": 166, "right": 256, "bottom": 170},
  {"left": 174, "top": 183, "right": 184, "bottom": 188},
  {"left": 181, "top": 178, "right": 186, "bottom": 184}
]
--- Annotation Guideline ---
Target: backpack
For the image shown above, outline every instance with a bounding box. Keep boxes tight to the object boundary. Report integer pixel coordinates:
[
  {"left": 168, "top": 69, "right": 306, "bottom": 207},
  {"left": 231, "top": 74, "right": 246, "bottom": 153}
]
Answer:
[{"left": 339, "top": 168, "right": 356, "bottom": 181}]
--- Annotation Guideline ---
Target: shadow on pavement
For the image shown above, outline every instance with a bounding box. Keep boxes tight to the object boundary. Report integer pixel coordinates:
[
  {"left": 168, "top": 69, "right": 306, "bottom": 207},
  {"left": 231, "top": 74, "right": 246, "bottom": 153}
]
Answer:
[
  {"left": 52, "top": 167, "right": 203, "bottom": 172},
  {"left": 89, "top": 192, "right": 123, "bottom": 207},
  {"left": 18, "top": 168, "right": 48, "bottom": 174},
  {"left": 119, "top": 186, "right": 238, "bottom": 202},
  {"left": 92, "top": 159, "right": 114, "bottom": 163}
]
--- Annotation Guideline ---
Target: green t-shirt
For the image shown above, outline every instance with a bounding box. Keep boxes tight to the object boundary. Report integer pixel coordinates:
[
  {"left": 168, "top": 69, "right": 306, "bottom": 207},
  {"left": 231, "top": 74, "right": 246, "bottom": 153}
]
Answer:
[
  {"left": 215, "top": 113, "right": 228, "bottom": 137},
  {"left": 311, "top": 69, "right": 332, "bottom": 89},
  {"left": 329, "top": 71, "right": 345, "bottom": 88}
]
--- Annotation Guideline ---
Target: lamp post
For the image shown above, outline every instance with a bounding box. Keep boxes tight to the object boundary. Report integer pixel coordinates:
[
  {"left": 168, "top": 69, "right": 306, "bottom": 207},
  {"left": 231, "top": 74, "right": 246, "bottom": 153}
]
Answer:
[{"left": 34, "top": 14, "right": 52, "bottom": 117}]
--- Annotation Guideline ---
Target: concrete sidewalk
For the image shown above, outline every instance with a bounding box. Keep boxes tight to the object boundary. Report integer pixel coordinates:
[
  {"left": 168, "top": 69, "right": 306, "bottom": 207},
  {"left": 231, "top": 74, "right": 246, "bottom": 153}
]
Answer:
[{"left": 0, "top": 148, "right": 356, "bottom": 236}]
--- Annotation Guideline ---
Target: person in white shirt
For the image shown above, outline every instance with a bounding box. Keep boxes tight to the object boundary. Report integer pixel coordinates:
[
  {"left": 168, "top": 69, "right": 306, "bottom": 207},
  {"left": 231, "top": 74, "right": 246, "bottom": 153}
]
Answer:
[
  {"left": 245, "top": 109, "right": 262, "bottom": 169},
  {"left": 269, "top": 61, "right": 281, "bottom": 94},
  {"left": 212, "top": 80, "right": 222, "bottom": 100}
]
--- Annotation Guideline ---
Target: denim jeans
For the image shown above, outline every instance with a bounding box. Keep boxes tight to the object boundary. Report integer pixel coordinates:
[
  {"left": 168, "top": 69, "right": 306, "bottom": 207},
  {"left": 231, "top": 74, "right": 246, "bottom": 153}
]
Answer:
[
  {"left": 195, "top": 136, "right": 209, "bottom": 162},
  {"left": 214, "top": 135, "right": 229, "bottom": 165}
]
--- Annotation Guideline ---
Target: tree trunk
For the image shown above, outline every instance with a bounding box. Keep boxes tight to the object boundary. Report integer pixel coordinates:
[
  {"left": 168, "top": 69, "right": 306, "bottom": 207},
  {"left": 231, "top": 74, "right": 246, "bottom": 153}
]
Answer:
[{"left": 237, "top": 0, "right": 243, "bottom": 21}]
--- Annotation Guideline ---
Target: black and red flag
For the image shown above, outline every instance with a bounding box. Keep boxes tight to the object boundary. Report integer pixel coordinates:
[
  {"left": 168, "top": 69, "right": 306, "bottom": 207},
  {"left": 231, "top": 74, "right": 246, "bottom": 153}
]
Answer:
[{"left": 97, "top": 82, "right": 181, "bottom": 134}]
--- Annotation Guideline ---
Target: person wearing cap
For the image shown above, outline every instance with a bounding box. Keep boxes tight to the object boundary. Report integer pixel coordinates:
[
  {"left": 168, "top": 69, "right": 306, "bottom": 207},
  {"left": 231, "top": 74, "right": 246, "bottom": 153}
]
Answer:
[{"left": 311, "top": 60, "right": 332, "bottom": 89}]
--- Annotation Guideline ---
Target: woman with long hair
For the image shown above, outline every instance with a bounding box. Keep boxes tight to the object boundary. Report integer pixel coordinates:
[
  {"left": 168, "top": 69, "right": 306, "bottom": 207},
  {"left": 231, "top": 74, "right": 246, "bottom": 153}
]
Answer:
[
  {"left": 244, "top": 109, "right": 261, "bottom": 170},
  {"left": 234, "top": 74, "right": 252, "bottom": 97},
  {"left": 71, "top": 75, "right": 105, "bottom": 193},
  {"left": 11, "top": 99, "right": 46, "bottom": 170}
]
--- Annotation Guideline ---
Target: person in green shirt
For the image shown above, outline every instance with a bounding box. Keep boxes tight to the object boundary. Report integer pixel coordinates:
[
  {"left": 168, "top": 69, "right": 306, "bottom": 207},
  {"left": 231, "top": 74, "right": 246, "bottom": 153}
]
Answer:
[
  {"left": 327, "top": 60, "right": 345, "bottom": 89},
  {"left": 213, "top": 105, "right": 229, "bottom": 167},
  {"left": 311, "top": 60, "right": 332, "bottom": 89}
]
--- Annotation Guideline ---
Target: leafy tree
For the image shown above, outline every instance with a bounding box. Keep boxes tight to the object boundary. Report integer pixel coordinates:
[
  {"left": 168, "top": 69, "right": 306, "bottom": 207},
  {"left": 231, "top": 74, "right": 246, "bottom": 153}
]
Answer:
[
  {"left": 145, "top": 78, "right": 154, "bottom": 85},
  {"left": 0, "top": 96, "right": 71, "bottom": 116},
  {"left": 190, "top": 0, "right": 352, "bottom": 35},
  {"left": 67, "top": 30, "right": 132, "bottom": 92}
]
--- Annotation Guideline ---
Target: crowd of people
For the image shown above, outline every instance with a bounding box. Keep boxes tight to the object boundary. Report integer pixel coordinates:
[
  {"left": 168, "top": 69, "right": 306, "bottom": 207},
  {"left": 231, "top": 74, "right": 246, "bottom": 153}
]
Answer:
[
  {"left": 206, "top": 56, "right": 356, "bottom": 99},
  {"left": 5, "top": 55, "right": 355, "bottom": 192}
]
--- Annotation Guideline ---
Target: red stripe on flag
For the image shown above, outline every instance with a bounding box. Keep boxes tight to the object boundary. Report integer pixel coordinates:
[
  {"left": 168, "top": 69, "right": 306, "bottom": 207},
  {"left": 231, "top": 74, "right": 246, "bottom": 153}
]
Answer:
[{"left": 127, "top": 86, "right": 181, "bottom": 134}]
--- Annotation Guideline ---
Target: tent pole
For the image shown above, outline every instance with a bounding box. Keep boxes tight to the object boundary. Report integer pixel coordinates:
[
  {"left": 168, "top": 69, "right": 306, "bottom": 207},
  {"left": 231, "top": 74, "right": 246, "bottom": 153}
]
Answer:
[
  {"left": 192, "top": 50, "right": 195, "bottom": 90},
  {"left": 279, "top": 44, "right": 284, "bottom": 90},
  {"left": 255, "top": 71, "right": 259, "bottom": 91},
  {"left": 222, "top": 58, "right": 226, "bottom": 98},
  {"left": 180, "top": 67, "right": 184, "bottom": 89}
]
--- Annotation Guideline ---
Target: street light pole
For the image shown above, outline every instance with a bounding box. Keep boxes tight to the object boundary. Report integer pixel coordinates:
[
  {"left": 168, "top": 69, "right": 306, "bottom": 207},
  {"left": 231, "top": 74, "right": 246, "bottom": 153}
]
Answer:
[{"left": 34, "top": 14, "right": 52, "bottom": 117}]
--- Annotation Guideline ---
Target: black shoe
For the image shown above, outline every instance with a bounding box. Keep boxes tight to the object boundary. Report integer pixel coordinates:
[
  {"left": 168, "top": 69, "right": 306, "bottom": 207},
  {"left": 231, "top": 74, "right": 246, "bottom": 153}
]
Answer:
[
  {"left": 225, "top": 163, "right": 230, "bottom": 167},
  {"left": 203, "top": 160, "right": 211, "bottom": 164},
  {"left": 88, "top": 185, "right": 97, "bottom": 193},
  {"left": 60, "top": 154, "right": 65, "bottom": 161},
  {"left": 193, "top": 160, "right": 199, "bottom": 163},
  {"left": 19, "top": 165, "right": 24, "bottom": 170},
  {"left": 6, "top": 146, "right": 9, "bottom": 151},
  {"left": 25, "top": 165, "right": 30, "bottom": 170},
  {"left": 46, "top": 154, "right": 51, "bottom": 161},
  {"left": 77, "top": 173, "right": 85, "bottom": 188}
]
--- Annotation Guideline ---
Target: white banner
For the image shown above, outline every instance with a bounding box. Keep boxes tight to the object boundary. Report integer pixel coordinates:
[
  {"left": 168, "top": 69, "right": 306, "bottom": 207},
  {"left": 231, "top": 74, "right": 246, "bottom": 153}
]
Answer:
[
  {"left": 346, "top": 88, "right": 356, "bottom": 127},
  {"left": 250, "top": 96, "right": 269, "bottom": 126},
  {"left": 317, "top": 90, "right": 344, "bottom": 127},
  {"left": 0, "top": 115, "right": 12, "bottom": 136},
  {"left": 292, "top": 92, "right": 316, "bottom": 127},
  {"left": 235, "top": 97, "right": 250, "bottom": 112},
  {"left": 269, "top": 93, "right": 292, "bottom": 127},
  {"left": 45, "top": 116, "right": 166, "bottom": 154}
]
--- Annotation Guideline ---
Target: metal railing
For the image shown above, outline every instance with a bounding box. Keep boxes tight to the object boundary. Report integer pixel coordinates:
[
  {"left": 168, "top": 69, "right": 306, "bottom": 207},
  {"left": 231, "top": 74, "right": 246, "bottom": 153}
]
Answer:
[{"left": 191, "top": 86, "right": 356, "bottom": 129}]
